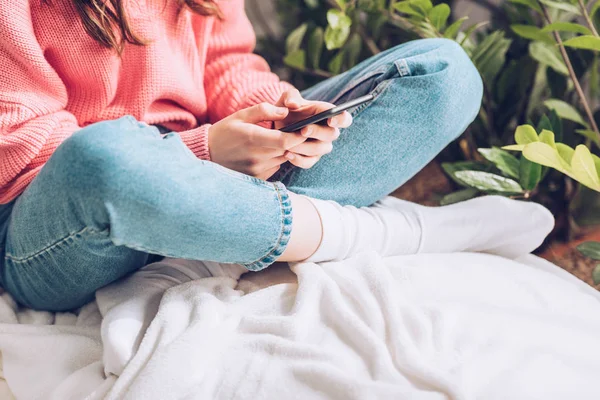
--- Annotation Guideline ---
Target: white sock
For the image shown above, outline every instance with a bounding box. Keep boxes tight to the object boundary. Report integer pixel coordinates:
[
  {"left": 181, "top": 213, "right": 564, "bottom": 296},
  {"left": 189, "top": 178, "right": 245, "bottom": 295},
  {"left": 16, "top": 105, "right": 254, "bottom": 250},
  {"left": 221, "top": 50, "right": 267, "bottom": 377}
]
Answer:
[
  {"left": 97, "top": 258, "right": 246, "bottom": 376},
  {"left": 306, "top": 195, "right": 554, "bottom": 262}
]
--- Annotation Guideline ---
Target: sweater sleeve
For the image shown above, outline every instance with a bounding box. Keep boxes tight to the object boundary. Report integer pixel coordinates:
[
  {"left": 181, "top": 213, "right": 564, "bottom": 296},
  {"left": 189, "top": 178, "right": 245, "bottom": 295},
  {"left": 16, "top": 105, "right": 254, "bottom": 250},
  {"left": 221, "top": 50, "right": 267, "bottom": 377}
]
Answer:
[
  {"left": 0, "top": 5, "right": 80, "bottom": 203},
  {"left": 203, "top": 2, "right": 295, "bottom": 124}
]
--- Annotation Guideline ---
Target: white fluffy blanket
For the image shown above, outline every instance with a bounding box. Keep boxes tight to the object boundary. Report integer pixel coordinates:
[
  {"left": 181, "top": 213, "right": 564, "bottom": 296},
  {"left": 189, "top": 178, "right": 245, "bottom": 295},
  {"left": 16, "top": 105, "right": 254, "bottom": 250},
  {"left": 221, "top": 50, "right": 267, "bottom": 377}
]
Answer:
[{"left": 1, "top": 251, "right": 600, "bottom": 399}]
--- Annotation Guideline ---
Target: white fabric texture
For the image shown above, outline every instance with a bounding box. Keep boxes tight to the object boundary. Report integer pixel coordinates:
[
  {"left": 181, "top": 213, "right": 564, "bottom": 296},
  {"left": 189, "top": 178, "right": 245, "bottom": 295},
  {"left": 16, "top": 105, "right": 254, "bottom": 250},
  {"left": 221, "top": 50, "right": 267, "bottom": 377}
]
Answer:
[{"left": 0, "top": 196, "right": 599, "bottom": 399}]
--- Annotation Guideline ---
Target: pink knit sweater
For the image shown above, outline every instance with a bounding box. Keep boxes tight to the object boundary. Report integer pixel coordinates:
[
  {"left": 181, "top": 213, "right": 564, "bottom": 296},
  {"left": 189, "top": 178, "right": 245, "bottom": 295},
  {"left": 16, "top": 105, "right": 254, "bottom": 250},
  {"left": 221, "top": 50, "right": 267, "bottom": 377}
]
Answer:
[{"left": 0, "top": 0, "right": 293, "bottom": 204}]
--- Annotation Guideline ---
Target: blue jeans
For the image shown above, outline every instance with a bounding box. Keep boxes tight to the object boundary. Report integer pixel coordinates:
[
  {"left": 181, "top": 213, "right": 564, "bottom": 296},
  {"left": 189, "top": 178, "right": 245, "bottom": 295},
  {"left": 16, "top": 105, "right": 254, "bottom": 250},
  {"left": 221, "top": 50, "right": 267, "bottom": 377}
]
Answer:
[{"left": 0, "top": 39, "right": 482, "bottom": 311}]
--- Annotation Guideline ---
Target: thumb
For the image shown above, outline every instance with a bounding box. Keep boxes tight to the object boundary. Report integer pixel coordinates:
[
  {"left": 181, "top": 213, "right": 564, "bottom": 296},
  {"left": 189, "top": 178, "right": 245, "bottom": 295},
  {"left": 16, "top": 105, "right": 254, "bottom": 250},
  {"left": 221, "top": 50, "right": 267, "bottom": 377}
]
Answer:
[
  {"left": 277, "top": 88, "right": 305, "bottom": 109},
  {"left": 238, "top": 103, "right": 289, "bottom": 124}
]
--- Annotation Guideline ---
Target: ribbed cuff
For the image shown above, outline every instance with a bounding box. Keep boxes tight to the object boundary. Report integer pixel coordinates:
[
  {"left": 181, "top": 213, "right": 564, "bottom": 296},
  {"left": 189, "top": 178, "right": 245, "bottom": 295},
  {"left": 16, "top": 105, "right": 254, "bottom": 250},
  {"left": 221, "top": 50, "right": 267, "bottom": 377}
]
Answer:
[
  {"left": 178, "top": 124, "right": 212, "bottom": 161},
  {"left": 242, "top": 182, "right": 293, "bottom": 272}
]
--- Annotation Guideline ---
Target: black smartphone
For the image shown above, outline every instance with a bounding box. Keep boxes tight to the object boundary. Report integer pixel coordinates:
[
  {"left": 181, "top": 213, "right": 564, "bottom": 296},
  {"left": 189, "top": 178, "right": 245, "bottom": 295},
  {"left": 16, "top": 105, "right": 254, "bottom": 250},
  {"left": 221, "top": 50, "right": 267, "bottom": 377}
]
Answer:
[{"left": 280, "top": 94, "right": 374, "bottom": 133}]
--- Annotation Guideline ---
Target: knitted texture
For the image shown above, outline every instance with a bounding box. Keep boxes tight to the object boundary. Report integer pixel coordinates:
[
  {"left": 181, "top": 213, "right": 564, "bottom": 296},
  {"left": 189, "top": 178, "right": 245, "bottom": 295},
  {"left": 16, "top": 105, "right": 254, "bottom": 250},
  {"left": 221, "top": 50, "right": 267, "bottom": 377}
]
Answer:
[{"left": 0, "top": 0, "right": 293, "bottom": 203}]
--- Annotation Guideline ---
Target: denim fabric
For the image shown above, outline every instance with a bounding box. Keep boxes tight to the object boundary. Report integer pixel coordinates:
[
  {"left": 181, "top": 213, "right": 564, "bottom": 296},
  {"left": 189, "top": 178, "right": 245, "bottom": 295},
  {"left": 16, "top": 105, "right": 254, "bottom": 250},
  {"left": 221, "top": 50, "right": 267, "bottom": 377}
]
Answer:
[{"left": 0, "top": 38, "right": 482, "bottom": 311}]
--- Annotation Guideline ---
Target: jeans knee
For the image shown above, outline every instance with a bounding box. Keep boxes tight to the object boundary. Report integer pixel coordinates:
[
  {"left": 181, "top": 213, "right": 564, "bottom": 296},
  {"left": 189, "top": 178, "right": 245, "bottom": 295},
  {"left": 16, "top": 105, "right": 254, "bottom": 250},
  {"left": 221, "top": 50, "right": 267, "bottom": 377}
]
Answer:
[{"left": 49, "top": 116, "right": 156, "bottom": 197}]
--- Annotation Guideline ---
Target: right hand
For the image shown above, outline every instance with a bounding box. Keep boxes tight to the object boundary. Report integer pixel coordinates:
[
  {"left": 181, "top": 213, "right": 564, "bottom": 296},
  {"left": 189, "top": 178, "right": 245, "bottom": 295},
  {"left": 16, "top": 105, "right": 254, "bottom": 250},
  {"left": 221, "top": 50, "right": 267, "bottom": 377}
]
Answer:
[{"left": 208, "top": 103, "right": 307, "bottom": 180}]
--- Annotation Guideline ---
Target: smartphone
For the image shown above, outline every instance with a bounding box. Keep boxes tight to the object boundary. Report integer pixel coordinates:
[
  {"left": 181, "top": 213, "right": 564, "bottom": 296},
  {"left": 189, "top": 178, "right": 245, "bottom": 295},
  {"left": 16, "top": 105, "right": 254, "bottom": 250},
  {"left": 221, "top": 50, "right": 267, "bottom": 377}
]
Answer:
[{"left": 280, "top": 94, "right": 374, "bottom": 133}]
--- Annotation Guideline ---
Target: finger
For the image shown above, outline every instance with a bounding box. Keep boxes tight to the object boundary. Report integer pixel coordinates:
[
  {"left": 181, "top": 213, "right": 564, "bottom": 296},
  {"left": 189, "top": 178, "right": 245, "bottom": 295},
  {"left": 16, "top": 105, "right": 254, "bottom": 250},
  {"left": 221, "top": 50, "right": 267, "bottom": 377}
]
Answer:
[
  {"left": 281, "top": 88, "right": 306, "bottom": 109},
  {"left": 328, "top": 111, "right": 353, "bottom": 128},
  {"left": 256, "top": 165, "right": 281, "bottom": 181},
  {"left": 301, "top": 125, "right": 340, "bottom": 142},
  {"left": 238, "top": 103, "right": 289, "bottom": 124},
  {"left": 250, "top": 126, "right": 307, "bottom": 150},
  {"left": 284, "top": 152, "right": 321, "bottom": 169},
  {"left": 289, "top": 139, "right": 334, "bottom": 157}
]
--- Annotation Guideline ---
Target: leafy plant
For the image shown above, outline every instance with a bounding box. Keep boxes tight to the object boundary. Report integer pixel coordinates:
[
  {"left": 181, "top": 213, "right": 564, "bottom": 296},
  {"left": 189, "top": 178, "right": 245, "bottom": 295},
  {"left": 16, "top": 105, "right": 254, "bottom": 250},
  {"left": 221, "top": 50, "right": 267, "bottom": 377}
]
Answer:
[{"left": 257, "top": 0, "right": 600, "bottom": 272}]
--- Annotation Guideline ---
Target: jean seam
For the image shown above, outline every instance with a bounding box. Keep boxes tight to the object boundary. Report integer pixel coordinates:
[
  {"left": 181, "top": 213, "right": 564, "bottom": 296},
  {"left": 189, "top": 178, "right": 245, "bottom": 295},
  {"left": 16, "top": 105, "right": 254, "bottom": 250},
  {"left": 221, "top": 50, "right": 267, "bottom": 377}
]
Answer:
[
  {"left": 5, "top": 226, "right": 109, "bottom": 264},
  {"left": 242, "top": 182, "right": 292, "bottom": 271}
]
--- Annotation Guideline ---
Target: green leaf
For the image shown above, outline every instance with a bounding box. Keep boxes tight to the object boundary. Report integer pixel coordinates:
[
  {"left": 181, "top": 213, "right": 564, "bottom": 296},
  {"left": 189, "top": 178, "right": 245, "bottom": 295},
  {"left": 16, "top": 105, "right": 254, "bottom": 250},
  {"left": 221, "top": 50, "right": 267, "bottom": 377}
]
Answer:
[
  {"left": 529, "top": 42, "right": 569, "bottom": 75},
  {"left": 522, "top": 142, "right": 571, "bottom": 173},
  {"left": 344, "top": 33, "right": 362, "bottom": 69},
  {"left": 304, "top": 0, "right": 319, "bottom": 8},
  {"left": 429, "top": 4, "right": 450, "bottom": 31},
  {"left": 544, "top": 99, "right": 588, "bottom": 126},
  {"left": 393, "top": 0, "right": 433, "bottom": 17},
  {"left": 335, "top": 0, "right": 348, "bottom": 10},
  {"left": 593, "top": 264, "right": 600, "bottom": 285},
  {"left": 537, "top": 114, "right": 553, "bottom": 133},
  {"left": 459, "top": 22, "right": 489, "bottom": 45},
  {"left": 503, "top": 144, "right": 527, "bottom": 151},
  {"left": 508, "top": 0, "right": 542, "bottom": 13},
  {"left": 515, "top": 124, "right": 540, "bottom": 145},
  {"left": 562, "top": 35, "right": 600, "bottom": 52},
  {"left": 307, "top": 28, "right": 324, "bottom": 69},
  {"left": 538, "top": 0, "right": 581, "bottom": 15},
  {"left": 539, "top": 129, "right": 557, "bottom": 149},
  {"left": 519, "top": 156, "right": 542, "bottom": 190},
  {"left": 577, "top": 242, "right": 600, "bottom": 260},
  {"left": 478, "top": 147, "right": 521, "bottom": 179},
  {"left": 549, "top": 109, "right": 563, "bottom": 142},
  {"left": 570, "top": 144, "right": 600, "bottom": 191},
  {"left": 592, "top": 1, "right": 600, "bottom": 18},
  {"left": 556, "top": 143, "right": 575, "bottom": 164},
  {"left": 444, "top": 16, "right": 468, "bottom": 39},
  {"left": 328, "top": 51, "right": 344, "bottom": 74},
  {"left": 283, "top": 49, "right": 306, "bottom": 70},
  {"left": 540, "top": 22, "right": 592, "bottom": 35},
  {"left": 286, "top": 24, "right": 308, "bottom": 54},
  {"left": 440, "top": 188, "right": 479, "bottom": 206},
  {"left": 325, "top": 10, "right": 352, "bottom": 50},
  {"left": 576, "top": 129, "right": 600, "bottom": 147},
  {"left": 441, "top": 161, "right": 490, "bottom": 186},
  {"left": 454, "top": 171, "right": 524, "bottom": 193},
  {"left": 471, "top": 31, "right": 512, "bottom": 87},
  {"left": 510, "top": 25, "right": 554, "bottom": 44}
]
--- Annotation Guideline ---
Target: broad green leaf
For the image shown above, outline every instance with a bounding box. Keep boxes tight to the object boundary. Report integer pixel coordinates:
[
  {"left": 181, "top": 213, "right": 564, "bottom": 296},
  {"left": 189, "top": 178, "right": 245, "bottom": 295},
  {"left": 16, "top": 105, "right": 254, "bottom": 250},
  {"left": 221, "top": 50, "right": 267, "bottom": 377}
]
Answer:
[
  {"left": 592, "top": 1, "right": 600, "bottom": 18},
  {"left": 307, "top": 28, "right": 324, "bottom": 69},
  {"left": 478, "top": 147, "right": 521, "bottom": 179},
  {"left": 544, "top": 99, "right": 588, "bottom": 126},
  {"left": 510, "top": 25, "right": 554, "bottom": 44},
  {"left": 503, "top": 144, "right": 527, "bottom": 151},
  {"left": 440, "top": 188, "right": 479, "bottom": 206},
  {"left": 515, "top": 124, "right": 539, "bottom": 145},
  {"left": 283, "top": 49, "right": 306, "bottom": 70},
  {"left": 393, "top": 0, "right": 433, "bottom": 17},
  {"left": 325, "top": 10, "right": 352, "bottom": 50},
  {"left": 344, "top": 33, "right": 362, "bottom": 69},
  {"left": 538, "top": 0, "right": 581, "bottom": 15},
  {"left": 444, "top": 16, "right": 468, "bottom": 39},
  {"left": 441, "top": 161, "right": 490, "bottom": 186},
  {"left": 576, "top": 129, "right": 600, "bottom": 147},
  {"left": 556, "top": 143, "right": 575, "bottom": 164},
  {"left": 286, "top": 24, "right": 308, "bottom": 54},
  {"left": 508, "top": 0, "right": 542, "bottom": 13},
  {"left": 454, "top": 171, "right": 524, "bottom": 193},
  {"left": 563, "top": 35, "right": 600, "bottom": 52},
  {"left": 570, "top": 145, "right": 600, "bottom": 190},
  {"left": 459, "top": 22, "right": 489, "bottom": 46},
  {"left": 594, "top": 264, "right": 600, "bottom": 285},
  {"left": 537, "top": 114, "right": 553, "bottom": 133},
  {"left": 549, "top": 109, "right": 563, "bottom": 142},
  {"left": 429, "top": 4, "right": 450, "bottom": 31},
  {"left": 328, "top": 51, "right": 344, "bottom": 74},
  {"left": 539, "top": 129, "right": 557, "bottom": 148},
  {"left": 519, "top": 156, "right": 542, "bottom": 190},
  {"left": 592, "top": 154, "right": 600, "bottom": 177},
  {"left": 522, "top": 142, "right": 571, "bottom": 173},
  {"left": 529, "top": 42, "right": 569, "bottom": 75},
  {"left": 577, "top": 242, "right": 600, "bottom": 260},
  {"left": 540, "top": 22, "right": 592, "bottom": 35}
]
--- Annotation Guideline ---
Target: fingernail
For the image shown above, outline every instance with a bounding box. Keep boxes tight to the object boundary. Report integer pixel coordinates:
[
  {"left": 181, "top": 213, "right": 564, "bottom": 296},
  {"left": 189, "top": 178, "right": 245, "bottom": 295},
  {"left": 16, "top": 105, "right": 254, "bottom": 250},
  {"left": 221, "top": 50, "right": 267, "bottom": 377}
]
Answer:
[
  {"left": 302, "top": 127, "right": 312, "bottom": 137},
  {"left": 285, "top": 152, "right": 296, "bottom": 160},
  {"left": 334, "top": 128, "right": 341, "bottom": 139},
  {"left": 276, "top": 107, "right": 287, "bottom": 115}
]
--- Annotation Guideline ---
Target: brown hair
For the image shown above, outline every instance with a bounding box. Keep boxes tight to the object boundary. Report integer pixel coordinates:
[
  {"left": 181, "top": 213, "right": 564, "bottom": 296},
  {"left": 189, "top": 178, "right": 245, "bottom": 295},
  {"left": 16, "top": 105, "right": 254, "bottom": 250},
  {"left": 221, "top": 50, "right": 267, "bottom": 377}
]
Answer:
[{"left": 50, "top": 0, "right": 222, "bottom": 54}]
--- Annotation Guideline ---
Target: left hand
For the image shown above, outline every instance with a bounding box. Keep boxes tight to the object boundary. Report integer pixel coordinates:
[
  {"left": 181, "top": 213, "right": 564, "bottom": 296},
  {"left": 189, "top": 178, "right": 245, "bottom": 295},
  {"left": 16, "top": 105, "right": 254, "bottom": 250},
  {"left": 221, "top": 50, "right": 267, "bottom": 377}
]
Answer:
[{"left": 274, "top": 89, "right": 353, "bottom": 169}]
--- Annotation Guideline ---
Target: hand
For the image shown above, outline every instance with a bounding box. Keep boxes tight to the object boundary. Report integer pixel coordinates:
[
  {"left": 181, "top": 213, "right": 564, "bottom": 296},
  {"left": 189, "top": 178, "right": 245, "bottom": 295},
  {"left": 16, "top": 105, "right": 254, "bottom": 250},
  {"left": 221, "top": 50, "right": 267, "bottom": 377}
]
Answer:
[
  {"left": 208, "top": 103, "right": 307, "bottom": 180},
  {"left": 274, "top": 89, "right": 353, "bottom": 169}
]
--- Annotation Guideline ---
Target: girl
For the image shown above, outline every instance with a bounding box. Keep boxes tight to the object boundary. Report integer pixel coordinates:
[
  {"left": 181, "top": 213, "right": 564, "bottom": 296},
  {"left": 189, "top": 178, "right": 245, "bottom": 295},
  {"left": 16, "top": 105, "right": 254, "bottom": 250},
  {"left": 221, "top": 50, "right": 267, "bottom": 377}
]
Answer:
[{"left": 0, "top": 0, "right": 552, "bottom": 312}]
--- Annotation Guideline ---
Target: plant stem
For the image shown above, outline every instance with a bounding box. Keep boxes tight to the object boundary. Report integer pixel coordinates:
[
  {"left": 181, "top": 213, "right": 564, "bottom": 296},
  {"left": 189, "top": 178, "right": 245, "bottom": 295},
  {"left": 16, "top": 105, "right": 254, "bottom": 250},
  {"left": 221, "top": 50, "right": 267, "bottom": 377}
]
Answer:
[
  {"left": 358, "top": 29, "right": 381, "bottom": 55},
  {"left": 578, "top": 0, "right": 600, "bottom": 37},
  {"left": 538, "top": 1, "right": 600, "bottom": 140}
]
